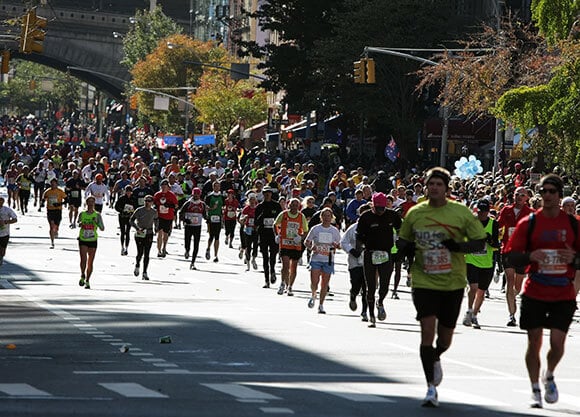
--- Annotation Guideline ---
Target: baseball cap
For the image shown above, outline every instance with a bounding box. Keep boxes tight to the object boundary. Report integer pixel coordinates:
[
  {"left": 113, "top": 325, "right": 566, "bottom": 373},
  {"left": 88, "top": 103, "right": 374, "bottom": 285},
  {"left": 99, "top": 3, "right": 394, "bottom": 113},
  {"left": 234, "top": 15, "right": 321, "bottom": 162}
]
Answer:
[
  {"left": 372, "top": 192, "right": 388, "bottom": 208},
  {"left": 192, "top": 187, "right": 201, "bottom": 195},
  {"left": 160, "top": 179, "right": 169, "bottom": 186},
  {"left": 477, "top": 199, "right": 491, "bottom": 211},
  {"left": 562, "top": 196, "right": 575, "bottom": 205},
  {"left": 95, "top": 173, "right": 103, "bottom": 181}
]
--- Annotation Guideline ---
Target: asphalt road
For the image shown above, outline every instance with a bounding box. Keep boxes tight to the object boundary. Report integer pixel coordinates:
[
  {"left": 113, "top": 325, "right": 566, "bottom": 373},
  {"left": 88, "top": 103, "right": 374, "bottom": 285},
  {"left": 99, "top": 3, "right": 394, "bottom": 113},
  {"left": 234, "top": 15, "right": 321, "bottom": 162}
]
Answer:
[{"left": 1, "top": 202, "right": 579, "bottom": 416}]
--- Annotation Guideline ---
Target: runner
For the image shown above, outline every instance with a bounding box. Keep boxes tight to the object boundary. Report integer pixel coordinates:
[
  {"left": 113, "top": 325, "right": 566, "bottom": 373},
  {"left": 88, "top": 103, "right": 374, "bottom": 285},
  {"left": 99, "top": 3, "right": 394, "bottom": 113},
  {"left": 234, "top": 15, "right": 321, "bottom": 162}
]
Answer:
[
  {"left": 397, "top": 167, "right": 487, "bottom": 407},
  {"left": 31, "top": 161, "right": 46, "bottom": 210},
  {"left": 498, "top": 186, "right": 533, "bottom": 326},
  {"left": 223, "top": 189, "right": 239, "bottom": 249},
  {"left": 356, "top": 192, "right": 402, "bottom": 327},
  {"left": 274, "top": 198, "right": 308, "bottom": 295},
  {"left": 462, "top": 199, "right": 500, "bottom": 329},
  {"left": 153, "top": 179, "right": 178, "bottom": 258},
  {"left": 84, "top": 173, "right": 109, "bottom": 213},
  {"left": 255, "top": 186, "right": 282, "bottom": 287},
  {"left": 239, "top": 193, "right": 259, "bottom": 273},
  {"left": 114, "top": 185, "right": 138, "bottom": 256},
  {"left": 5, "top": 163, "right": 19, "bottom": 210},
  {"left": 65, "top": 170, "right": 84, "bottom": 228},
  {"left": 0, "top": 196, "right": 18, "bottom": 266},
  {"left": 304, "top": 207, "right": 341, "bottom": 314},
  {"left": 16, "top": 165, "right": 32, "bottom": 215},
  {"left": 77, "top": 196, "right": 105, "bottom": 290},
  {"left": 43, "top": 178, "right": 67, "bottom": 249},
  {"left": 205, "top": 181, "right": 224, "bottom": 262},
  {"left": 506, "top": 174, "right": 580, "bottom": 408},
  {"left": 130, "top": 195, "right": 158, "bottom": 280},
  {"left": 341, "top": 203, "right": 370, "bottom": 321},
  {"left": 179, "top": 188, "right": 206, "bottom": 270}
]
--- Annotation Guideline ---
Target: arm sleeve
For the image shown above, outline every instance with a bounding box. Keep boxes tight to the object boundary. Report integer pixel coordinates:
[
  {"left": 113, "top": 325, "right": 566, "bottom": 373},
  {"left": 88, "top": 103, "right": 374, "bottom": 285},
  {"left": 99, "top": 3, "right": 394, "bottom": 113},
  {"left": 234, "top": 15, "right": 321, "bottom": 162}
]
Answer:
[{"left": 341, "top": 226, "right": 354, "bottom": 253}]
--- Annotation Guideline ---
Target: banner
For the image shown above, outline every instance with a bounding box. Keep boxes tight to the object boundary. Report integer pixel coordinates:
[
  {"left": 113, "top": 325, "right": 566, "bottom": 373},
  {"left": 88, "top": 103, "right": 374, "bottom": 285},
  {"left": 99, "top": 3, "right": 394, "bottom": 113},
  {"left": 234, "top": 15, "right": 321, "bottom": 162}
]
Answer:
[{"left": 194, "top": 135, "right": 216, "bottom": 146}]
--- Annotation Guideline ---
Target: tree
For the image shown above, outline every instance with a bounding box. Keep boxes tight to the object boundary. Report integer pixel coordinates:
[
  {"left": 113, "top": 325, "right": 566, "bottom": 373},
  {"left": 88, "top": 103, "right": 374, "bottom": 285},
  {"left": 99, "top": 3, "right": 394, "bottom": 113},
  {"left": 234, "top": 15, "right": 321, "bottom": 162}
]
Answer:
[
  {"left": 0, "top": 61, "right": 80, "bottom": 116},
  {"left": 531, "top": 0, "right": 580, "bottom": 45},
  {"left": 121, "top": 6, "right": 183, "bottom": 69},
  {"left": 193, "top": 74, "right": 268, "bottom": 146}
]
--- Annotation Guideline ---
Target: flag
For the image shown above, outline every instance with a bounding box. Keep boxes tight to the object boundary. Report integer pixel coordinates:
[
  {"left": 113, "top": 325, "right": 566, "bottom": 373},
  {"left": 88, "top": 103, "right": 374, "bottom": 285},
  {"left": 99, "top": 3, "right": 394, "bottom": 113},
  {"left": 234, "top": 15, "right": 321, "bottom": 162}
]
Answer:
[{"left": 384, "top": 136, "right": 399, "bottom": 162}]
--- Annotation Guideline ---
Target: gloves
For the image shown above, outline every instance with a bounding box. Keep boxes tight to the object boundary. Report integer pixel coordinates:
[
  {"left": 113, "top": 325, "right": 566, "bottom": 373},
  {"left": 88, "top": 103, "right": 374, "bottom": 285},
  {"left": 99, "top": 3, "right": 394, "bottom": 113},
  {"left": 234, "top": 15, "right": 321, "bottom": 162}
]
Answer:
[
  {"left": 349, "top": 248, "right": 361, "bottom": 258},
  {"left": 441, "top": 239, "right": 461, "bottom": 252}
]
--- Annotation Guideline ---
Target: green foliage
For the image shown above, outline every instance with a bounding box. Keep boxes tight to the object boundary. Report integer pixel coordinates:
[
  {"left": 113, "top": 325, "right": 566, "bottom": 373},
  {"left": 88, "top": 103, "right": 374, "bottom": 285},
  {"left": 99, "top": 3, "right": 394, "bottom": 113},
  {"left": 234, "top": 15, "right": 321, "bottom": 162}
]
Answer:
[
  {"left": 0, "top": 60, "right": 80, "bottom": 115},
  {"left": 121, "top": 6, "right": 182, "bottom": 69},
  {"left": 531, "top": 0, "right": 580, "bottom": 44}
]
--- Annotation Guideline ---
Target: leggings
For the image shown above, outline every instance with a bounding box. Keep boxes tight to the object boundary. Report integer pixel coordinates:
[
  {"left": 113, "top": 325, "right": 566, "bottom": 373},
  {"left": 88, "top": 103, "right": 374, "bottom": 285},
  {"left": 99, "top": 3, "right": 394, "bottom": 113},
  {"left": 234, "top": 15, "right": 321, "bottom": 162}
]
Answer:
[
  {"left": 135, "top": 234, "right": 153, "bottom": 273},
  {"left": 349, "top": 266, "right": 368, "bottom": 313},
  {"left": 184, "top": 226, "right": 202, "bottom": 262},
  {"left": 363, "top": 251, "right": 393, "bottom": 318},
  {"left": 19, "top": 190, "right": 31, "bottom": 211},
  {"left": 119, "top": 217, "right": 131, "bottom": 248},
  {"left": 224, "top": 220, "right": 236, "bottom": 240},
  {"left": 242, "top": 231, "right": 259, "bottom": 261},
  {"left": 259, "top": 236, "right": 278, "bottom": 282}
]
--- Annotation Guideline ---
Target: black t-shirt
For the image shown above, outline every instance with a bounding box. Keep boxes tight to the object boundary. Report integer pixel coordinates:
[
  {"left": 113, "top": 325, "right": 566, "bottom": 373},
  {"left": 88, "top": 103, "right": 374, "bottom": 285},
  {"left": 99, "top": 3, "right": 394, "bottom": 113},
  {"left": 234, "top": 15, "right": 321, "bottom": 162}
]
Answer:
[
  {"left": 356, "top": 209, "right": 402, "bottom": 251},
  {"left": 255, "top": 200, "right": 282, "bottom": 237}
]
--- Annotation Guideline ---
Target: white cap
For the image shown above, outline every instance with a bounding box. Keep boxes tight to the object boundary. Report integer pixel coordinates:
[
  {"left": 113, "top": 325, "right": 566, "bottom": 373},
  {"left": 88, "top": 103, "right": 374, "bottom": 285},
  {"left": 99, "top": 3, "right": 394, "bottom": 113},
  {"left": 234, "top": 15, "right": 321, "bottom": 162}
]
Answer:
[{"left": 562, "top": 196, "right": 576, "bottom": 205}]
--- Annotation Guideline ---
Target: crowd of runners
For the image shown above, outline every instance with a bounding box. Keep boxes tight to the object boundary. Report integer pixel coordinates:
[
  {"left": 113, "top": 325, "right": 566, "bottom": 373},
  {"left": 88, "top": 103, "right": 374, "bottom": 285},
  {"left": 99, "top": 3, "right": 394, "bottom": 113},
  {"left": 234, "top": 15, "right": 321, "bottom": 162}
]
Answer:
[{"left": 1, "top": 128, "right": 580, "bottom": 409}]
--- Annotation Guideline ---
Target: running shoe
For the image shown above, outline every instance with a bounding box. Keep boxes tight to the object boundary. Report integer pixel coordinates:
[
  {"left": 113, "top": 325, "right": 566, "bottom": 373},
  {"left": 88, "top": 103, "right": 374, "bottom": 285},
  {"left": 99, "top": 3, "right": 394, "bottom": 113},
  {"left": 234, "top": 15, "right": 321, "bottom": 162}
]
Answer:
[
  {"left": 270, "top": 271, "right": 277, "bottom": 284},
  {"left": 205, "top": 249, "right": 210, "bottom": 260},
  {"left": 462, "top": 311, "right": 472, "bottom": 327},
  {"left": 79, "top": 277, "right": 85, "bottom": 287},
  {"left": 121, "top": 248, "right": 125, "bottom": 256},
  {"left": 369, "top": 317, "right": 376, "bottom": 328},
  {"left": 530, "top": 388, "right": 542, "bottom": 408},
  {"left": 84, "top": 281, "right": 90, "bottom": 290},
  {"left": 134, "top": 265, "right": 140, "bottom": 276},
  {"left": 157, "top": 252, "right": 163, "bottom": 258},
  {"left": 422, "top": 385, "right": 438, "bottom": 407},
  {"left": 471, "top": 316, "right": 481, "bottom": 329},
  {"left": 277, "top": 283, "right": 285, "bottom": 295},
  {"left": 142, "top": 272, "right": 149, "bottom": 281},
  {"left": 50, "top": 243, "right": 54, "bottom": 249},
  {"left": 361, "top": 312, "right": 368, "bottom": 322},
  {"left": 184, "top": 251, "right": 189, "bottom": 259},
  {"left": 377, "top": 303, "right": 386, "bottom": 321},
  {"left": 246, "top": 262, "right": 250, "bottom": 271},
  {"left": 318, "top": 305, "right": 326, "bottom": 314},
  {"left": 507, "top": 316, "right": 517, "bottom": 327},
  {"left": 251, "top": 258, "right": 258, "bottom": 270},
  {"left": 238, "top": 248, "right": 244, "bottom": 259},
  {"left": 190, "top": 263, "right": 196, "bottom": 270},
  {"left": 213, "top": 257, "right": 219, "bottom": 263},
  {"left": 307, "top": 297, "right": 315, "bottom": 308},
  {"left": 287, "top": 287, "right": 294, "bottom": 296},
  {"left": 262, "top": 283, "right": 270, "bottom": 289},
  {"left": 433, "top": 361, "right": 443, "bottom": 387},
  {"left": 543, "top": 372, "right": 558, "bottom": 404},
  {"left": 349, "top": 296, "right": 357, "bottom": 311},
  {"left": 391, "top": 292, "right": 400, "bottom": 300},
  {"left": 224, "top": 236, "right": 229, "bottom": 245}
]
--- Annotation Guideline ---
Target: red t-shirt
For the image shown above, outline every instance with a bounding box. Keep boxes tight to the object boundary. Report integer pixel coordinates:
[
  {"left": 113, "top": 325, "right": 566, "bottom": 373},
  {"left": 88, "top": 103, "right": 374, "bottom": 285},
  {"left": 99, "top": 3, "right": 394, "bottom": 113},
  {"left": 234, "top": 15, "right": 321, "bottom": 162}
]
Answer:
[
  {"left": 241, "top": 205, "right": 256, "bottom": 227},
  {"left": 498, "top": 204, "right": 534, "bottom": 252},
  {"left": 223, "top": 198, "right": 239, "bottom": 221},
  {"left": 506, "top": 209, "right": 580, "bottom": 301},
  {"left": 153, "top": 190, "right": 178, "bottom": 220}
]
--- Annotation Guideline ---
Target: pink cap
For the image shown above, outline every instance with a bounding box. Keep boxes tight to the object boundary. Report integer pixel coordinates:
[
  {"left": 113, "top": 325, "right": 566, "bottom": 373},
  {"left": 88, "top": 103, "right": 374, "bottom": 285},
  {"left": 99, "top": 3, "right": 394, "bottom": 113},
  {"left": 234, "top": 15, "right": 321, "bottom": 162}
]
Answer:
[
  {"left": 371, "top": 192, "right": 387, "bottom": 208},
  {"left": 192, "top": 187, "right": 201, "bottom": 195}
]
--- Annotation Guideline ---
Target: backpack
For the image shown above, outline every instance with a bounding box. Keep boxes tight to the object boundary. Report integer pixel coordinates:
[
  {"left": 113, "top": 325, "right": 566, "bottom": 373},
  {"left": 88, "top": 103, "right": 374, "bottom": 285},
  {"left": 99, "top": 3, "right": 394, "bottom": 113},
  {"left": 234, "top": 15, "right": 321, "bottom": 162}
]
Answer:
[{"left": 526, "top": 212, "right": 578, "bottom": 251}]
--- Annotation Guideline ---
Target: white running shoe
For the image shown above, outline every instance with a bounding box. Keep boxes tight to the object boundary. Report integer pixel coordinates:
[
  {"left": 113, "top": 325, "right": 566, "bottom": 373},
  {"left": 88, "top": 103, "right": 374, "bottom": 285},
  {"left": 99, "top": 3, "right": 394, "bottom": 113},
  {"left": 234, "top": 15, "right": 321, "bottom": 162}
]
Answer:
[
  {"left": 422, "top": 385, "right": 438, "bottom": 407},
  {"left": 318, "top": 305, "right": 326, "bottom": 314},
  {"left": 308, "top": 297, "right": 315, "bottom": 308},
  {"left": 530, "top": 388, "right": 542, "bottom": 408},
  {"left": 543, "top": 372, "right": 558, "bottom": 404},
  {"left": 462, "top": 311, "right": 472, "bottom": 327},
  {"left": 433, "top": 361, "right": 443, "bottom": 387}
]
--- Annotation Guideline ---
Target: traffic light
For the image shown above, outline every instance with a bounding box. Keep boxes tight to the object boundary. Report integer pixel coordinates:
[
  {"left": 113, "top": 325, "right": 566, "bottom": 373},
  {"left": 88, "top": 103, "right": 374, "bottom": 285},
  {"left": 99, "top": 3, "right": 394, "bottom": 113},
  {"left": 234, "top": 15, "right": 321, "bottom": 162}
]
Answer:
[
  {"left": 187, "top": 90, "right": 195, "bottom": 103},
  {"left": 353, "top": 60, "right": 366, "bottom": 84},
  {"left": 19, "top": 8, "right": 47, "bottom": 54},
  {"left": 129, "top": 94, "right": 138, "bottom": 110},
  {"left": 365, "top": 58, "right": 375, "bottom": 84},
  {"left": 1, "top": 51, "right": 9, "bottom": 74}
]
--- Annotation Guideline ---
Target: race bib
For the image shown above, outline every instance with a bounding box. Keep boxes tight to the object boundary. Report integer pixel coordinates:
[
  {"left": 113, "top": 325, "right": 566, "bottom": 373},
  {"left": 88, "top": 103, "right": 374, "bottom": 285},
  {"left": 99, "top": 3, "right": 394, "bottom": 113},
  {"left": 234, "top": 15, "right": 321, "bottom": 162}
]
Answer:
[
  {"left": 210, "top": 215, "right": 221, "bottom": 223},
  {"left": 123, "top": 204, "right": 134, "bottom": 213},
  {"left": 423, "top": 248, "right": 452, "bottom": 274},
  {"left": 138, "top": 197, "right": 145, "bottom": 206},
  {"left": 286, "top": 222, "right": 300, "bottom": 238},
  {"left": 263, "top": 218, "right": 274, "bottom": 228},
  {"left": 247, "top": 218, "right": 255, "bottom": 227},
  {"left": 135, "top": 229, "right": 146, "bottom": 238},
  {"left": 227, "top": 210, "right": 236, "bottom": 218},
  {"left": 508, "top": 227, "right": 516, "bottom": 239},
  {"left": 82, "top": 227, "right": 95, "bottom": 239},
  {"left": 48, "top": 197, "right": 58, "bottom": 206},
  {"left": 315, "top": 244, "right": 330, "bottom": 257},
  {"left": 372, "top": 250, "right": 389, "bottom": 265},
  {"left": 185, "top": 213, "right": 202, "bottom": 226},
  {"left": 71, "top": 190, "right": 80, "bottom": 198},
  {"left": 159, "top": 205, "right": 169, "bottom": 214},
  {"left": 539, "top": 249, "right": 568, "bottom": 275}
]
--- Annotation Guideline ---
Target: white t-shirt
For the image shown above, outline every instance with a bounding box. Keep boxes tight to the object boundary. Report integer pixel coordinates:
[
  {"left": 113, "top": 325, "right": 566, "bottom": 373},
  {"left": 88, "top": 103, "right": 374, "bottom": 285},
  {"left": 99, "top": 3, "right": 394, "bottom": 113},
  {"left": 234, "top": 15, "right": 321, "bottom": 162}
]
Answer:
[
  {"left": 305, "top": 224, "right": 341, "bottom": 264},
  {"left": 0, "top": 205, "right": 17, "bottom": 237}
]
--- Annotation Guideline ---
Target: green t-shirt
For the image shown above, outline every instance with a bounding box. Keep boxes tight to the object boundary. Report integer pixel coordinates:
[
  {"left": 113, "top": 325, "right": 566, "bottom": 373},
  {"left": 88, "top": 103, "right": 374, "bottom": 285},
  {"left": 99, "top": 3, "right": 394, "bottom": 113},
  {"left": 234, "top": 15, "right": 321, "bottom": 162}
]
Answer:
[
  {"left": 399, "top": 199, "right": 486, "bottom": 291},
  {"left": 205, "top": 193, "right": 224, "bottom": 221}
]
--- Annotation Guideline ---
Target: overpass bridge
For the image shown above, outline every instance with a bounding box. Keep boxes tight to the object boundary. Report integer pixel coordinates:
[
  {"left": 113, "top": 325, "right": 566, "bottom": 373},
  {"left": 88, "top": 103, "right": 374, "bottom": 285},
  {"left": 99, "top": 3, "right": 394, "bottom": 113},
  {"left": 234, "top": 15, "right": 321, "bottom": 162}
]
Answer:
[{"left": 0, "top": 1, "right": 140, "bottom": 99}]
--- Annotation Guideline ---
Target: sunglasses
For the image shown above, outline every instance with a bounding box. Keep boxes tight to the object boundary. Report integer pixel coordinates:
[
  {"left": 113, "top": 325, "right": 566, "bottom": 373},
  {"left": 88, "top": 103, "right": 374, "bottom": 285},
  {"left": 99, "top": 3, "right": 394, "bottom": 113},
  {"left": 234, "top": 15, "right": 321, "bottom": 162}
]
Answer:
[
  {"left": 516, "top": 193, "right": 527, "bottom": 197},
  {"left": 145, "top": 199, "right": 154, "bottom": 202},
  {"left": 539, "top": 188, "right": 558, "bottom": 195}
]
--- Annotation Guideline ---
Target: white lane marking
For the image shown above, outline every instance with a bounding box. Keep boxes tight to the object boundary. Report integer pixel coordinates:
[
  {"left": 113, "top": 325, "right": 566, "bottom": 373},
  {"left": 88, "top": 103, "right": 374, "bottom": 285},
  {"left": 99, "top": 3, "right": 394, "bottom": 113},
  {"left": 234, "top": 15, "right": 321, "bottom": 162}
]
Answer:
[
  {"left": 110, "top": 343, "right": 132, "bottom": 346},
  {"left": 107, "top": 339, "right": 123, "bottom": 342},
  {"left": 0, "top": 384, "right": 51, "bottom": 397},
  {"left": 75, "top": 371, "right": 193, "bottom": 375},
  {"left": 0, "top": 279, "right": 17, "bottom": 289},
  {"left": 260, "top": 408, "right": 294, "bottom": 414},
  {"left": 93, "top": 335, "right": 110, "bottom": 338},
  {"left": 152, "top": 363, "right": 179, "bottom": 368},
  {"left": 73, "top": 323, "right": 91, "bottom": 327},
  {"left": 99, "top": 383, "right": 168, "bottom": 398},
  {"left": 303, "top": 321, "right": 326, "bottom": 329},
  {"left": 86, "top": 331, "right": 104, "bottom": 335},
  {"left": 141, "top": 358, "right": 165, "bottom": 363},
  {"left": 202, "top": 383, "right": 281, "bottom": 400},
  {"left": 130, "top": 352, "right": 154, "bottom": 357}
]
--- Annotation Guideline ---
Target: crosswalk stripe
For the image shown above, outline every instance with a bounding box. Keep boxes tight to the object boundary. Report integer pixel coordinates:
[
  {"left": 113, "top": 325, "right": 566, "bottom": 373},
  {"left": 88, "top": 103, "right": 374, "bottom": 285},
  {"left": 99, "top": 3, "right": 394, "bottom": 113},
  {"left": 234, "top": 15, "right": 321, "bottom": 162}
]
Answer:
[
  {"left": 99, "top": 383, "right": 168, "bottom": 398},
  {"left": 202, "top": 383, "right": 281, "bottom": 400},
  {"left": 0, "top": 383, "right": 51, "bottom": 397}
]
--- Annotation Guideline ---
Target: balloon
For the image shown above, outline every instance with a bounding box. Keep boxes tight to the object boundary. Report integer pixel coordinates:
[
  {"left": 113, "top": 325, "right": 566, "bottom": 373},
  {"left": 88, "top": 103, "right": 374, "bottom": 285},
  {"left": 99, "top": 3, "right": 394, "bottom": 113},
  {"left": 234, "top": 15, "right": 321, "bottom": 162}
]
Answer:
[{"left": 453, "top": 154, "right": 483, "bottom": 179}]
